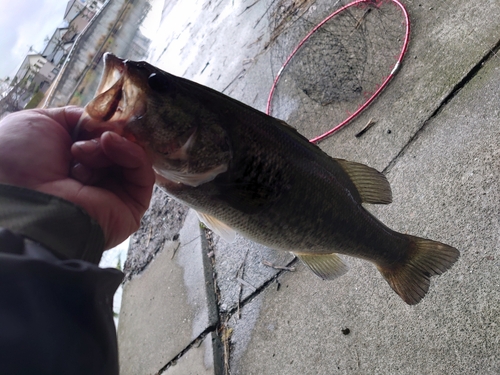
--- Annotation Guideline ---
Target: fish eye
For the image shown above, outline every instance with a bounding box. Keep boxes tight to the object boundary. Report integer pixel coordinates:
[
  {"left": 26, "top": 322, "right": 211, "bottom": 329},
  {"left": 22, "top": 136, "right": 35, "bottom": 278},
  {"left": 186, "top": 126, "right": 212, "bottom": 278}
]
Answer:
[{"left": 148, "top": 73, "right": 169, "bottom": 92}]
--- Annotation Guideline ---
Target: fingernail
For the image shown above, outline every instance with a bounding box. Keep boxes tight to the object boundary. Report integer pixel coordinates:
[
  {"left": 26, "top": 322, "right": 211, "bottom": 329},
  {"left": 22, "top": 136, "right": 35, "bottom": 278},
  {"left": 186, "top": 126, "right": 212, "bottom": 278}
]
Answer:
[
  {"left": 71, "top": 163, "right": 92, "bottom": 183},
  {"left": 74, "top": 139, "right": 99, "bottom": 153},
  {"left": 106, "top": 131, "right": 126, "bottom": 143}
]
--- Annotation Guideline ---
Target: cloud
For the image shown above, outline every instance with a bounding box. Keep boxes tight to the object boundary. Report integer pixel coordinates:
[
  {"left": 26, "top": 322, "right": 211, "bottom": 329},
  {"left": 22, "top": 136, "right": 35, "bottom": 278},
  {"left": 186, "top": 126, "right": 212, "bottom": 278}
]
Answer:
[{"left": 0, "top": 0, "right": 69, "bottom": 79}]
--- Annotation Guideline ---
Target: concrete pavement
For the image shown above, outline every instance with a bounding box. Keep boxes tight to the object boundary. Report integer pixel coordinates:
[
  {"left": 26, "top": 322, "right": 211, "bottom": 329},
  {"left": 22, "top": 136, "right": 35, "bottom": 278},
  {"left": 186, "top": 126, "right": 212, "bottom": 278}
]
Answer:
[{"left": 116, "top": 0, "right": 500, "bottom": 373}]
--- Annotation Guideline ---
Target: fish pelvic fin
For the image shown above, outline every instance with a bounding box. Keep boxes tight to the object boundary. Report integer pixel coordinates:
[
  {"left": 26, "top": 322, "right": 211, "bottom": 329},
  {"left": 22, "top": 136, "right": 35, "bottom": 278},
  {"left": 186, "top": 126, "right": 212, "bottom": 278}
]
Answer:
[
  {"left": 336, "top": 159, "right": 392, "bottom": 204},
  {"left": 295, "top": 253, "right": 349, "bottom": 280},
  {"left": 195, "top": 211, "right": 236, "bottom": 243},
  {"left": 377, "top": 235, "right": 459, "bottom": 305}
]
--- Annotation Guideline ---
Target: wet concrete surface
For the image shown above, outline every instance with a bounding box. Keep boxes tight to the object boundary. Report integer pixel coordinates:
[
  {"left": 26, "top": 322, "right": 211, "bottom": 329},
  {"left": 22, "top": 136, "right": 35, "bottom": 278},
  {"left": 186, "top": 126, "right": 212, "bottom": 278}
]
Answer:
[
  {"left": 162, "top": 333, "right": 222, "bottom": 375},
  {"left": 228, "top": 50, "right": 500, "bottom": 375},
  {"left": 118, "top": 210, "right": 218, "bottom": 374},
  {"left": 124, "top": 186, "right": 188, "bottom": 280},
  {"left": 117, "top": 0, "right": 500, "bottom": 373},
  {"left": 208, "top": 232, "right": 294, "bottom": 313}
]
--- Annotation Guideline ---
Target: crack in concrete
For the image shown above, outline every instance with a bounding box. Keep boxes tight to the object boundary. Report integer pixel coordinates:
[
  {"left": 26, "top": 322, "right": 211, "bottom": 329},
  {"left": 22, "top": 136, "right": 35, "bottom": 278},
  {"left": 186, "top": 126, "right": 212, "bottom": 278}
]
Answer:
[
  {"left": 153, "top": 227, "right": 223, "bottom": 374},
  {"left": 147, "top": 25, "right": 500, "bottom": 375},
  {"left": 149, "top": 224, "right": 224, "bottom": 374},
  {"left": 156, "top": 325, "right": 220, "bottom": 375},
  {"left": 187, "top": 227, "right": 299, "bottom": 375},
  {"left": 202, "top": 36, "right": 500, "bottom": 373},
  {"left": 223, "top": 257, "right": 299, "bottom": 319},
  {"left": 214, "top": 257, "right": 299, "bottom": 374},
  {"left": 383, "top": 37, "right": 500, "bottom": 176}
]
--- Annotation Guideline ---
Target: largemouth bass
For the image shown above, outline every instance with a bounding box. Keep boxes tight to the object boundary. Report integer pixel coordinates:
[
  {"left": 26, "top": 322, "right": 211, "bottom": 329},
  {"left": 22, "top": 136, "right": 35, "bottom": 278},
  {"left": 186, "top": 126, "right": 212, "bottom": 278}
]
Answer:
[{"left": 77, "top": 53, "right": 459, "bottom": 304}]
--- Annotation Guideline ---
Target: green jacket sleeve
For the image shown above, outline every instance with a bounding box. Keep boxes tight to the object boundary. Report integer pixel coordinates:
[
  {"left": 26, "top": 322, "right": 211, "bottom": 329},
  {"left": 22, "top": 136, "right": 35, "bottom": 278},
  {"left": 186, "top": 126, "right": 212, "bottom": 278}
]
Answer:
[{"left": 0, "top": 184, "right": 105, "bottom": 264}]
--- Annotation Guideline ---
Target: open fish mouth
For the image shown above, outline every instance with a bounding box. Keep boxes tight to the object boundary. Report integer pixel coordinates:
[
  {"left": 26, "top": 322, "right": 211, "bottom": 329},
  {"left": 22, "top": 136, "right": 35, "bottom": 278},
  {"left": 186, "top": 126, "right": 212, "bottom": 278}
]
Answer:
[{"left": 74, "top": 53, "right": 147, "bottom": 141}]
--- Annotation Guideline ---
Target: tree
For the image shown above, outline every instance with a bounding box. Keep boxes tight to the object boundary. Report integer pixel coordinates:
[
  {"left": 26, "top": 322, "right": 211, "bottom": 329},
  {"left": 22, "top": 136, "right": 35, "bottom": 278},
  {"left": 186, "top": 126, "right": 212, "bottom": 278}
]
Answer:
[{"left": 0, "top": 68, "right": 38, "bottom": 116}]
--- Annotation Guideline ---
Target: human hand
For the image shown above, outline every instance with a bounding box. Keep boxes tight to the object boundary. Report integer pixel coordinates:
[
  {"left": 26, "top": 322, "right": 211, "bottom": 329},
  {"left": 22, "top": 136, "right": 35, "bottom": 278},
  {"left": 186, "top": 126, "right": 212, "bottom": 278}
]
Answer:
[{"left": 0, "top": 106, "right": 155, "bottom": 249}]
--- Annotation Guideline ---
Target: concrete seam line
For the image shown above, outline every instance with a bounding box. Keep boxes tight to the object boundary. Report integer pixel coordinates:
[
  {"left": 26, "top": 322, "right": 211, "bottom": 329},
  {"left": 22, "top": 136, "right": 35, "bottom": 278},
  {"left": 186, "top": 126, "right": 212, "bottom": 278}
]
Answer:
[{"left": 382, "top": 37, "right": 500, "bottom": 176}]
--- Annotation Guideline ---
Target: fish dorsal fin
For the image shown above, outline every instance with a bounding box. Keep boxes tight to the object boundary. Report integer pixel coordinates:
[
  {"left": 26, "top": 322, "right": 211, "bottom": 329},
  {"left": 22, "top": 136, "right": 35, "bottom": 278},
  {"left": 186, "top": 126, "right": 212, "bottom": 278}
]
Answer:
[
  {"left": 336, "top": 159, "right": 392, "bottom": 204},
  {"left": 196, "top": 211, "right": 236, "bottom": 243},
  {"left": 295, "top": 253, "right": 348, "bottom": 280}
]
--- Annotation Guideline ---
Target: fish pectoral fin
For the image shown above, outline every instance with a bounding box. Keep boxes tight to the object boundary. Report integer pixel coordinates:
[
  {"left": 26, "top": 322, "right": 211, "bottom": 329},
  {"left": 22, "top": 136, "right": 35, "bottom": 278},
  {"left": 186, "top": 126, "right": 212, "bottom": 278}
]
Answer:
[
  {"left": 377, "top": 235, "right": 459, "bottom": 305},
  {"left": 167, "top": 129, "right": 197, "bottom": 161},
  {"left": 196, "top": 211, "right": 236, "bottom": 243},
  {"left": 336, "top": 159, "right": 392, "bottom": 204},
  {"left": 295, "top": 253, "right": 348, "bottom": 280}
]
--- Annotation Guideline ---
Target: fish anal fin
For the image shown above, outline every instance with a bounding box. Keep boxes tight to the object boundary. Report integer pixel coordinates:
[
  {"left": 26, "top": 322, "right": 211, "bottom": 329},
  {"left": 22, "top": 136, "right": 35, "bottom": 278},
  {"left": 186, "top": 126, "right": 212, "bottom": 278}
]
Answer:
[
  {"left": 377, "top": 235, "right": 459, "bottom": 305},
  {"left": 336, "top": 159, "right": 392, "bottom": 204},
  {"left": 295, "top": 253, "right": 348, "bottom": 280},
  {"left": 196, "top": 211, "right": 236, "bottom": 243}
]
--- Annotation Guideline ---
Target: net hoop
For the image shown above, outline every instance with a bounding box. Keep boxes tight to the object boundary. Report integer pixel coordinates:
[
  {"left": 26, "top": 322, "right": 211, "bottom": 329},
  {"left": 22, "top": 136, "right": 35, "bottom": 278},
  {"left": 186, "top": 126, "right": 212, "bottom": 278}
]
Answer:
[{"left": 266, "top": 0, "right": 410, "bottom": 143}]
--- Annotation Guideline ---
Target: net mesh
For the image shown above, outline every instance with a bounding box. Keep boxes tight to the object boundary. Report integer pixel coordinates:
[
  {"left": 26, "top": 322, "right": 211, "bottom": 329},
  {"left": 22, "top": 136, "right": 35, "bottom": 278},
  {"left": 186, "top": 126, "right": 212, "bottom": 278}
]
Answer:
[{"left": 268, "top": 0, "right": 408, "bottom": 140}]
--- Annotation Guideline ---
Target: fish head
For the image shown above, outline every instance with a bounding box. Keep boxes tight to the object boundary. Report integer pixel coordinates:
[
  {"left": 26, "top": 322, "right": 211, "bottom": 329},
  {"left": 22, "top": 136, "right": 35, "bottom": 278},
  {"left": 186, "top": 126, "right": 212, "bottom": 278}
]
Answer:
[{"left": 76, "top": 53, "right": 231, "bottom": 187}]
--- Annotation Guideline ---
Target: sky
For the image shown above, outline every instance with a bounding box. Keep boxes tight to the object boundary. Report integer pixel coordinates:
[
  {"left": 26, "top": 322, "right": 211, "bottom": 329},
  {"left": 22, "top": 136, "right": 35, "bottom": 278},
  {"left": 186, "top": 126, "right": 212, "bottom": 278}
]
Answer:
[{"left": 0, "top": 0, "right": 70, "bottom": 79}]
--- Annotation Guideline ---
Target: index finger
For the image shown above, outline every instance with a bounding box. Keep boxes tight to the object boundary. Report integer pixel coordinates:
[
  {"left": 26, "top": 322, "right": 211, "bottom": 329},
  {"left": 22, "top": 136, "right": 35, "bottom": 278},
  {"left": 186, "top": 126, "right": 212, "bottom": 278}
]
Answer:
[{"left": 33, "top": 106, "right": 84, "bottom": 133}]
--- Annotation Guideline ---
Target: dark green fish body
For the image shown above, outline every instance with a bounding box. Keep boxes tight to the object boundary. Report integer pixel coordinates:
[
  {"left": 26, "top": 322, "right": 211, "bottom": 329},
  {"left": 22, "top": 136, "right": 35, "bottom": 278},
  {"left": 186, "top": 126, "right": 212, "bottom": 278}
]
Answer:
[
  {"left": 78, "top": 53, "right": 459, "bottom": 304},
  {"left": 160, "top": 101, "right": 399, "bottom": 260}
]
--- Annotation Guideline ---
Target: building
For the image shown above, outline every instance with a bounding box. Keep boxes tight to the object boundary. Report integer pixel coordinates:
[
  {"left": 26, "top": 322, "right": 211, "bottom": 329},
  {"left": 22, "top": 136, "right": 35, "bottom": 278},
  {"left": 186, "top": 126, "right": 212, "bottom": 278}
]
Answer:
[
  {"left": 0, "top": 0, "right": 106, "bottom": 114},
  {"left": 42, "top": 0, "right": 101, "bottom": 69},
  {"left": 64, "top": 0, "right": 104, "bottom": 23},
  {"left": 0, "top": 79, "right": 10, "bottom": 99},
  {"left": 14, "top": 54, "right": 48, "bottom": 88},
  {"left": 15, "top": 54, "right": 57, "bottom": 92},
  {"left": 34, "top": 60, "right": 58, "bottom": 93},
  {"left": 43, "top": 28, "right": 70, "bottom": 67}
]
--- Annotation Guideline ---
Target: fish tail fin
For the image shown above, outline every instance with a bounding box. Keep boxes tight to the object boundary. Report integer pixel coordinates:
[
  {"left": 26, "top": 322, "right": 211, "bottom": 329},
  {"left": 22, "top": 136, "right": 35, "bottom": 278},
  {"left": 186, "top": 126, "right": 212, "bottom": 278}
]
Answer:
[{"left": 377, "top": 235, "right": 459, "bottom": 305}]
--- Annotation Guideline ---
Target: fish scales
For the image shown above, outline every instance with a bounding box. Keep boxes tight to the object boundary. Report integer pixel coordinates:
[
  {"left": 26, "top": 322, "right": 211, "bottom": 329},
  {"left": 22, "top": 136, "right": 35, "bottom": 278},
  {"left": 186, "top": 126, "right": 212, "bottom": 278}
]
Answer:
[
  {"left": 157, "top": 88, "right": 396, "bottom": 259},
  {"left": 76, "top": 53, "right": 459, "bottom": 304}
]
